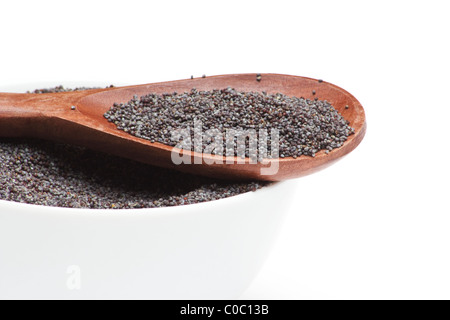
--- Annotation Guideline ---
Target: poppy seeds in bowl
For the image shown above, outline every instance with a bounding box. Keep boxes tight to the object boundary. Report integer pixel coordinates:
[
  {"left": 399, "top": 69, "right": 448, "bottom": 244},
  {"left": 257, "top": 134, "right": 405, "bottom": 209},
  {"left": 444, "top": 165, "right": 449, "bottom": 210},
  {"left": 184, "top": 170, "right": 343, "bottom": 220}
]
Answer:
[
  {"left": 0, "top": 83, "right": 354, "bottom": 209},
  {"left": 0, "top": 86, "right": 267, "bottom": 209}
]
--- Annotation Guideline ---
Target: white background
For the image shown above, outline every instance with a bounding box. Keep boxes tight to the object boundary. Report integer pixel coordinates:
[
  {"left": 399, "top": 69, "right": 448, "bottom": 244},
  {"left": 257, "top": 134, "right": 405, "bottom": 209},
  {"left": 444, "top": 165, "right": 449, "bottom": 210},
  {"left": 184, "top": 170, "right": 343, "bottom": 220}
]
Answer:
[{"left": 1, "top": 0, "right": 449, "bottom": 299}]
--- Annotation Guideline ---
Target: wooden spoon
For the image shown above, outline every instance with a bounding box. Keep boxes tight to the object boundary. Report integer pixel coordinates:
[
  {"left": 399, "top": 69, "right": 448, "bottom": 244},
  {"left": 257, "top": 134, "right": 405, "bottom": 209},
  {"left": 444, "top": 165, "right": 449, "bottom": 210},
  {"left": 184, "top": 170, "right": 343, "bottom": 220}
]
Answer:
[{"left": 0, "top": 74, "right": 366, "bottom": 181}]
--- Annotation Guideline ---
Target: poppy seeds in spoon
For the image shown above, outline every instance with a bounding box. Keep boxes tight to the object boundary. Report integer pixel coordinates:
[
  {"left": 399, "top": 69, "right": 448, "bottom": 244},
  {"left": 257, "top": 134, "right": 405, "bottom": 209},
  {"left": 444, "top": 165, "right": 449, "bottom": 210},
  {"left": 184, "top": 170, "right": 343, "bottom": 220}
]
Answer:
[{"left": 104, "top": 87, "right": 354, "bottom": 159}]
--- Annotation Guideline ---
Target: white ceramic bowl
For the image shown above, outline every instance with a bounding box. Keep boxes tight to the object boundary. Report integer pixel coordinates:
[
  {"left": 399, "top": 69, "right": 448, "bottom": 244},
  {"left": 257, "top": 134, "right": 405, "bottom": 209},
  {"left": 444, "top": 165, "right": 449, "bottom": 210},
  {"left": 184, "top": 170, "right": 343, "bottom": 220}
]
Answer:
[{"left": 0, "top": 82, "right": 297, "bottom": 299}]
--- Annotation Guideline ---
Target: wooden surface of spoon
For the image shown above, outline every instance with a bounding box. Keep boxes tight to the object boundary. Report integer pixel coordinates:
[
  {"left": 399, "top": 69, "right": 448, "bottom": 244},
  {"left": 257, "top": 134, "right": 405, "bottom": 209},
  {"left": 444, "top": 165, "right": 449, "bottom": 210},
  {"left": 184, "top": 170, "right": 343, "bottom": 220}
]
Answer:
[{"left": 0, "top": 74, "right": 366, "bottom": 181}]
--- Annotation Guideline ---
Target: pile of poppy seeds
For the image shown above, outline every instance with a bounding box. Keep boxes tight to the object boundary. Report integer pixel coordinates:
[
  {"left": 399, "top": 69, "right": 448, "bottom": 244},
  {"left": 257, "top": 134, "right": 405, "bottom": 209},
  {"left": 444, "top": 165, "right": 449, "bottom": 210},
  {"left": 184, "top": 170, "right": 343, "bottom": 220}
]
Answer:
[
  {"left": 104, "top": 87, "right": 354, "bottom": 158},
  {"left": 0, "top": 82, "right": 355, "bottom": 210},
  {"left": 0, "top": 87, "right": 266, "bottom": 209},
  {"left": 26, "top": 85, "right": 115, "bottom": 94}
]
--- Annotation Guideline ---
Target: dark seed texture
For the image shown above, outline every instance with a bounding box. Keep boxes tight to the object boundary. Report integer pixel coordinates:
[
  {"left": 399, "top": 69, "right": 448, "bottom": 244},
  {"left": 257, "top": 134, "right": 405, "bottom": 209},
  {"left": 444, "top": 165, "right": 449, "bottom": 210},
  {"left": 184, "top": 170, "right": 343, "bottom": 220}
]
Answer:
[
  {"left": 27, "top": 85, "right": 114, "bottom": 94},
  {"left": 0, "top": 86, "right": 267, "bottom": 210},
  {"left": 104, "top": 88, "right": 354, "bottom": 159}
]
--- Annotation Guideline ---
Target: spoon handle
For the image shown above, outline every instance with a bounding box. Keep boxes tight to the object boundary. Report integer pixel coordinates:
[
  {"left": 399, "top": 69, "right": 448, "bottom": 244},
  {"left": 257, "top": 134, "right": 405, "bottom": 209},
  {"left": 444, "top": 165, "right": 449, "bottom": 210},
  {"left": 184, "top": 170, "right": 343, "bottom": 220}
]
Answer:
[
  {"left": 0, "top": 93, "right": 47, "bottom": 137},
  {"left": 0, "top": 92, "right": 44, "bottom": 113},
  {"left": 0, "top": 92, "right": 79, "bottom": 138}
]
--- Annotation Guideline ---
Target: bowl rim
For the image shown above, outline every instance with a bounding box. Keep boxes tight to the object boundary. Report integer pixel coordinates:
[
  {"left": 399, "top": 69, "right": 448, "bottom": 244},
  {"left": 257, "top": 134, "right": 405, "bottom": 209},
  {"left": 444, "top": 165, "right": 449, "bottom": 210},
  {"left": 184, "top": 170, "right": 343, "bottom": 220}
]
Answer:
[{"left": 0, "top": 181, "right": 285, "bottom": 216}]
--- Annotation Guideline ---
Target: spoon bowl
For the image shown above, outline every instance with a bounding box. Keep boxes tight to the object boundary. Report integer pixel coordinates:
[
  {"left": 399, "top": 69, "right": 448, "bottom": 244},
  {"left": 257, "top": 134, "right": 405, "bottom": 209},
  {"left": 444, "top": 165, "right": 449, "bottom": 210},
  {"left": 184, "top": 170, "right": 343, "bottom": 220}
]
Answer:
[{"left": 0, "top": 74, "right": 366, "bottom": 181}]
